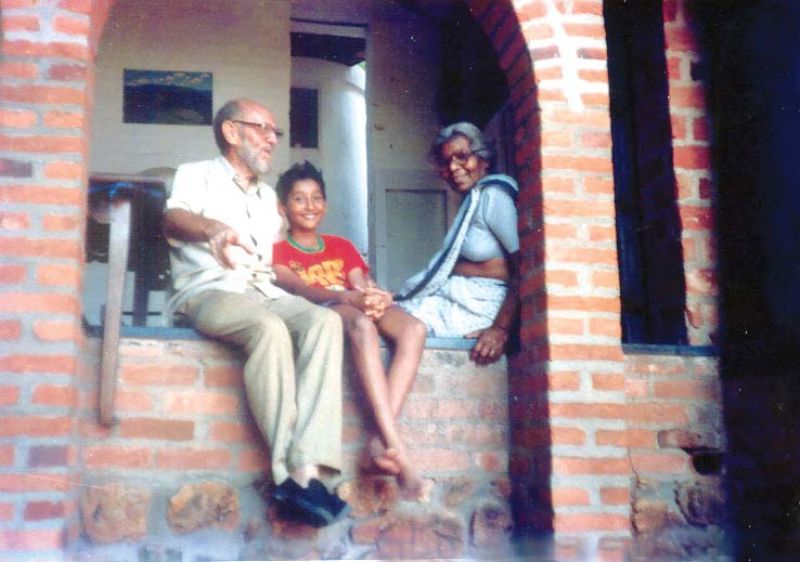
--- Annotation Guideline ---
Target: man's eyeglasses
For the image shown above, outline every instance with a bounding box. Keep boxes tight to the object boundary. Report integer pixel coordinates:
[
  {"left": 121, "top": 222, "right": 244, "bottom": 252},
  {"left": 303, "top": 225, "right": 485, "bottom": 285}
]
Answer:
[
  {"left": 437, "top": 151, "right": 474, "bottom": 168},
  {"left": 231, "top": 119, "right": 285, "bottom": 139}
]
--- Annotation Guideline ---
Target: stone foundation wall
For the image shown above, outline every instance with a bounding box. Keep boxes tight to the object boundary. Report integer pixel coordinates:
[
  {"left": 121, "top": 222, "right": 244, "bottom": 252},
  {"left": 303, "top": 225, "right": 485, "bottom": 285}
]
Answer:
[
  {"left": 624, "top": 351, "right": 727, "bottom": 561},
  {"left": 72, "top": 336, "right": 511, "bottom": 561}
]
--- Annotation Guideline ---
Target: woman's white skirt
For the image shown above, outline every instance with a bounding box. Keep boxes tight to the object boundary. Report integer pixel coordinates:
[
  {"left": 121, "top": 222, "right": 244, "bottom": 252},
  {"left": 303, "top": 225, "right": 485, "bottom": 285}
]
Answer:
[{"left": 397, "top": 275, "right": 507, "bottom": 337}]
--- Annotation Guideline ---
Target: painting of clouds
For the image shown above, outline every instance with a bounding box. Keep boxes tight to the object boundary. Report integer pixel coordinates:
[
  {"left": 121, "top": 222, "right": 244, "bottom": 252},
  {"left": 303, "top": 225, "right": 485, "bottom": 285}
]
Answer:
[{"left": 123, "top": 69, "right": 213, "bottom": 125}]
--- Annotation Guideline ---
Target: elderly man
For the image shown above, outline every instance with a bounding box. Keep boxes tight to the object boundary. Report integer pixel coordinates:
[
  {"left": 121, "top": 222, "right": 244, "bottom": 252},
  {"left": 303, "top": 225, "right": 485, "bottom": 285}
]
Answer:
[{"left": 163, "top": 98, "right": 347, "bottom": 526}]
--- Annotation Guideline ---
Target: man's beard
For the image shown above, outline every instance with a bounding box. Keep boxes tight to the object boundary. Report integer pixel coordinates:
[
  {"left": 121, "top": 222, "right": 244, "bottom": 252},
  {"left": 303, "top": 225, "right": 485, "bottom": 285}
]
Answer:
[{"left": 238, "top": 138, "right": 271, "bottom": 176}]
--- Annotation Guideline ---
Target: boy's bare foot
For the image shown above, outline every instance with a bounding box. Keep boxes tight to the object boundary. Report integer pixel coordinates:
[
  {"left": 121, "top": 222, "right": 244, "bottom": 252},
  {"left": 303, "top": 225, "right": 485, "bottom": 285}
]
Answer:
[
  {"left": 373, "top": 448, "right": 402, "bottom": 475},
  {"left": 360, "top": 436, "right": 431, "bottom": 502},
  {"left": 398, "top": 470, "right": 433, "bottom": 503},
  {"left": 358, "top": 436, "right": 401, "bottom": 475},
  {"left": 388, "top": 449, "right": 429, "bottom": 501}
]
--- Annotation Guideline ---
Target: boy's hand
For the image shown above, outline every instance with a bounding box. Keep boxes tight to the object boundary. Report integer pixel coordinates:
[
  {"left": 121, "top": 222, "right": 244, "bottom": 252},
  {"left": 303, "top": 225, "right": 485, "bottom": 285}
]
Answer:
[
  {"left": 341, "top": 290, "right": 368, "bottom": 310},
  {"left": 372, "top": 287, "right": 394, "bottom": 310},
  {"left": 361, "top": 287, "right": 392, "bottom": 320}
]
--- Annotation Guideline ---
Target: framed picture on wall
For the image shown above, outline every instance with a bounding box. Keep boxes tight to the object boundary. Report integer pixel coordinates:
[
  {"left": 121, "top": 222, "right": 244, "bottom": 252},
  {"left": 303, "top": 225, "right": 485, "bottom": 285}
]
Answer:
[{"left": 123, "top": 69, "right": 213, "bottom": 125}]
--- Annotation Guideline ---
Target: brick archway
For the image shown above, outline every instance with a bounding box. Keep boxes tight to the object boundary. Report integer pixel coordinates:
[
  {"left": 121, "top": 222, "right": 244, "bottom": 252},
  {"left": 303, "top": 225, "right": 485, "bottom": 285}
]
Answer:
[{"left": 465, "top": 1, "right": 630, "bottom": 547}]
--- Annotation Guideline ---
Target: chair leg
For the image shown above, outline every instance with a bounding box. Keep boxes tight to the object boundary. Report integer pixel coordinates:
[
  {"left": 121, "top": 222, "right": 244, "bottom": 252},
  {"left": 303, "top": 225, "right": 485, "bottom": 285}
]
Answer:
[
  {"left": 99, "top": 198, "right": 131, "bottom": 426},
  {"left": 132, "top": 267, "right": 150, "bottom": 327}
]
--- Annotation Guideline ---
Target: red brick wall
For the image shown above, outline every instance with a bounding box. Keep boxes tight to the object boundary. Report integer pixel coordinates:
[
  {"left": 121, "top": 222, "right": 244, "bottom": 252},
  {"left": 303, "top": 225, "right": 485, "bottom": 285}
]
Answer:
[
  {"left": 470, "top": 1, "right": 628, "bottom": 550},
  {"left": 625, "top": 352, "right": 724, "bottom": 558},
  {"left": 664, "top": 0, "right": 718, "bottom": 346},
  {"left": 0, "top": 0, "right": 113, "bottom": 554},
  {"left": 77, "top": 338, "right": 510, "bottom": 486}
]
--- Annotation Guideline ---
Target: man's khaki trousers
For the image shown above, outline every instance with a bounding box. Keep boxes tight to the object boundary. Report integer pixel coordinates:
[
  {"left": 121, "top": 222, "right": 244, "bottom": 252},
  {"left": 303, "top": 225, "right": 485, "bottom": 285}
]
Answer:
[{"left": 185, "top": 289, "right": 343, "bottom": 484}]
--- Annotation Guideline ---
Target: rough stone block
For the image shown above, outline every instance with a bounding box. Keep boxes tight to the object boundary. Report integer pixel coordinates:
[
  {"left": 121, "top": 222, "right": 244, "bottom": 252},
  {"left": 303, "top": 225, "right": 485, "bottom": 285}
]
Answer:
[
  {"left": 444, "top": 476, "right": 475, "bottom": 507},
  {"left": 634, "top": 524, "right": 725, "bottom": 561},
  {"left": 266, "top": 504, "right": 320, "bottom": 541},
  {"left": 632, "top": 498, "right": 682, "bottom": 534},
  {"left": 351, "top": 510, "right": 464, "bottom": 559},
  {"left": 470, "top": 501, "right": 513, "bottom": 548},
  {"left": 167, "top": 481, "right": 239, "bottom": 534},
  {"left": 243, "top": 517, "right": 262, "bottom": 542},
  {"left": 81, "top": 483, "right": 150, "bottom": 544},
  {"left": 491, "top": 476, "right": 512, "bottom": 499},
  {"left": 676, "top": 480, "right": 725, "bottom": 526},
  {"left": 337, "top": 476, "right": 399, "bottom": 517},
  {"left": 658, "top": 429, "right": 721, "bottom": 451}
]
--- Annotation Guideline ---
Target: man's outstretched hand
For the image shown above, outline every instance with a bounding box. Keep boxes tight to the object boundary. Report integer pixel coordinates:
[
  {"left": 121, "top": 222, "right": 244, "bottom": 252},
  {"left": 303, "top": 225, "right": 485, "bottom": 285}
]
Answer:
[{"left": 208, "top": 227, "right": 257, "bottom": 270}]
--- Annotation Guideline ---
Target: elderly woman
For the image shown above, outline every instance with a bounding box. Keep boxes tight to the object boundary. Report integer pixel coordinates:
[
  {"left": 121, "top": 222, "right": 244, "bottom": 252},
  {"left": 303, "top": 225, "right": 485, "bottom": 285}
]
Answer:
[{"left": 396, "top": 122, "right": 519, "bottom": 365}]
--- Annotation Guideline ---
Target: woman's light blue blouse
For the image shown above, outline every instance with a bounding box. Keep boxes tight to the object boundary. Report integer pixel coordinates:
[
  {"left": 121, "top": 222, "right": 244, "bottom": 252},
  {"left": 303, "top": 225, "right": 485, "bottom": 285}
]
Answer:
[{"left": 459, "top": 183, "right": 519, "bottom": 262}]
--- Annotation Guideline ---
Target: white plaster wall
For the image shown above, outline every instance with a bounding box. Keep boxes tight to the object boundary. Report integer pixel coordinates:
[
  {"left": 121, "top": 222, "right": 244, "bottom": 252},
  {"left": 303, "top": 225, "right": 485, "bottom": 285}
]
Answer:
[
  {"left": 290, "top": 58, "right": 368, "bottom": 253},
  {"left": 86, "top": 0, "right": 291, "bottom": 326},
  {"left": 366, "top": 12, "right": 446, "bottom": 289},
  {"left": 90, "top": 0, "right": 291, "bottom": 186}
]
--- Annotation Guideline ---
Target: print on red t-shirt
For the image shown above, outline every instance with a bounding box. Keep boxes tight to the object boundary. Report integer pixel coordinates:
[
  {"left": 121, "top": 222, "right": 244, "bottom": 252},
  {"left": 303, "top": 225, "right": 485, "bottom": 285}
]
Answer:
[{"left": 273, "top": 234, "right": 368, "bottom": 292}]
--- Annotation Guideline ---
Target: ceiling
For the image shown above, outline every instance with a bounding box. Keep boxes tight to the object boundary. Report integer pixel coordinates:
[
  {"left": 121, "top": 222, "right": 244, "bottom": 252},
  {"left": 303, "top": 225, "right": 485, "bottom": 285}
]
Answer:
[
  {"left": 291, "top": 0, "right": 403, "bottom": 25},
  {"left": 290, "top": 0, "right": 461, "bottom": 26},
  {"left": 288, "top": 1, "right": 465, "bottom": 67}
]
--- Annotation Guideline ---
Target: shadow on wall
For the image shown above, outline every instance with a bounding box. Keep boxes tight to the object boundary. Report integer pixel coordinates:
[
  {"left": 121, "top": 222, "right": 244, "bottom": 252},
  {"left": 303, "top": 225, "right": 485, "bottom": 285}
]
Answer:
[
  {"left": 687, "top": 2, "right": 800, "bottom": 560},
  {"left": 500, "top": 42, "right": 552, "bottom": 556}
]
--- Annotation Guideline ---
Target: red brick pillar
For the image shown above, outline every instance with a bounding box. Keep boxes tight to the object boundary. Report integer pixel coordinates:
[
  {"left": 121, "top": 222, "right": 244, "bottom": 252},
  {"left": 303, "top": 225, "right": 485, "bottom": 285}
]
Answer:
[
  {"left": 469, "top": 0, "right": 630, "bottom": 556},
  {"left": 0, "top": 0, "right": 111, "bottom": 556},
  {"left": 664, "top": 0, "right": 717, "bottom": 345}
]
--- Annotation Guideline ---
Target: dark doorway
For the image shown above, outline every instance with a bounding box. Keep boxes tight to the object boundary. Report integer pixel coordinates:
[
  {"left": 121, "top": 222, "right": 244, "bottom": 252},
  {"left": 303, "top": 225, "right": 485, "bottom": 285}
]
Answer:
[{"left": 605, "top": 0, "right": 688, "bottom": 345}]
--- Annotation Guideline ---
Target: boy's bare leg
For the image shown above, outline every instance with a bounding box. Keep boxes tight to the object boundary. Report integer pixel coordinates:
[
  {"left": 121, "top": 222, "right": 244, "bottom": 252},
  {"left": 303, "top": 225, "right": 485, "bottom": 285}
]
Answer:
[
  {"left": 377, "top": 307, "right": 427, "bottom": 416},
  {"left": 330, "top": 304, "right": 419, "bottom": 489},
  {"left": 374, "top": 307, "right": 427, "bottom": 493}
]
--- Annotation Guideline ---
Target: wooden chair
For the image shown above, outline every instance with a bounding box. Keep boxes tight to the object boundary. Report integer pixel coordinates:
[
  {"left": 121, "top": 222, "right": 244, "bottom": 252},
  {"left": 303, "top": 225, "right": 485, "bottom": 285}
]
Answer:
[{"left": 87, "top": 168, "right": 175, "bottom": 425}]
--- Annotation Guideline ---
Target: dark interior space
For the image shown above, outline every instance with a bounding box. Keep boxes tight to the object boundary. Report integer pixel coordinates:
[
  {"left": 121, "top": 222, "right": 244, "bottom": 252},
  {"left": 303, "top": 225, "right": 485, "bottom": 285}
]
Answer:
[
  {"left": 402, "top": 0, "right": 509, "bottom": 128},
  {"left": 435, "top": 2, "right": 509, "bottom": 128},
  {"left": 604, "top": 0, "right": 688, "bottom": 346},
  {"left": 290, "top": 31, "right": 366, "bottom": 66},
  {"left": 688, "top": 1, "right": 800, "bottom": 559}
]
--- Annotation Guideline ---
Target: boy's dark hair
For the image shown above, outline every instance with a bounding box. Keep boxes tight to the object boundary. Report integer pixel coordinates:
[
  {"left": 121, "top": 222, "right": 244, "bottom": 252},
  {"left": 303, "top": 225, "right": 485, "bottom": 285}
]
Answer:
[{"left": 276, "top": 160, "right": 326, "bottom": 203}]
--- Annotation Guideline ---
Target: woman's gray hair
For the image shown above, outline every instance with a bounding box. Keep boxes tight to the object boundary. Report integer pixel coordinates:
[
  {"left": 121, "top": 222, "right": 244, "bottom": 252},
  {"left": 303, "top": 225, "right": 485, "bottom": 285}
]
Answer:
[{"left": 432, "top": 121, "right": 494, "bottom": 164}]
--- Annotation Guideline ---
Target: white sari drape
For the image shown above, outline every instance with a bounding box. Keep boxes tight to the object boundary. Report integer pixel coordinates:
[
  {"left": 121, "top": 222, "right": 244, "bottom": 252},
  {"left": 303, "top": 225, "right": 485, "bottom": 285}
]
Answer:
[{"left": 396, "top": 174, "right": 518, "bottom": 337}]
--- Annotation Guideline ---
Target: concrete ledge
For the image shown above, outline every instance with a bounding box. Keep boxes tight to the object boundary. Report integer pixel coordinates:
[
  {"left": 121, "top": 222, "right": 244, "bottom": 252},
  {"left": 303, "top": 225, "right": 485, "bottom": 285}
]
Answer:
[
  {"left": 84, "top": 323, "right": 478, "bottom": 350},
  {"left": 622, "top": 343, "right": 718, "bottom": 357}
]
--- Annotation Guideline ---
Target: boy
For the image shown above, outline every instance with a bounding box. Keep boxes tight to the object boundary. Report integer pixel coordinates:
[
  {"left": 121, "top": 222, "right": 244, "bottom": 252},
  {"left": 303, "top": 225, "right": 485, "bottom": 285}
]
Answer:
[{"left": 272, "top": 161, "right": 427, "bottom": 495}]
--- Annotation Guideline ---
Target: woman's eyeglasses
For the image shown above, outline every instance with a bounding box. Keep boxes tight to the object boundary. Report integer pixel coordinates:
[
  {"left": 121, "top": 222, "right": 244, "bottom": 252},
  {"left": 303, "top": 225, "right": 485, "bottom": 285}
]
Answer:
[
  {"left": 232, "top": 119, "right": 285, "bottom": 139},
  {"left": 437, "top": 151, "right": 474, "bottom": 168}
]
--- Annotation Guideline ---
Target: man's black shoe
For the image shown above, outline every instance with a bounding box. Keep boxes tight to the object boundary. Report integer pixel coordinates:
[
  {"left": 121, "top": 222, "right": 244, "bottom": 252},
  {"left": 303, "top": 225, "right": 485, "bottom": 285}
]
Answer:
[
  {"left": 307, "top": 478, "right": 351, "bottom": 522},
  {"left": 273, "top": 478, "right": 349, "bottom": 527}
]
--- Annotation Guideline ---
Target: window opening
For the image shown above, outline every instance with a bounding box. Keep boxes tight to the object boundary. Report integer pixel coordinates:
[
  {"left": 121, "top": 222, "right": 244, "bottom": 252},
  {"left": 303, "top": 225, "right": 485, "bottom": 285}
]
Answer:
[
  {"left": 290, "top": 87, "right": 319, "bottom": 148},
  {"left": 604, "top": 0, "right": 689, "bottom": 344}
]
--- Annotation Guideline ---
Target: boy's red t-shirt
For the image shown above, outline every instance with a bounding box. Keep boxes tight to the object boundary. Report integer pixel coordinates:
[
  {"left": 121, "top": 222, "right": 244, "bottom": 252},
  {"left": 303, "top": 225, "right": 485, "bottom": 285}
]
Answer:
[{"left": 272, "top": 234, "right": 368, "bottom": 291}]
